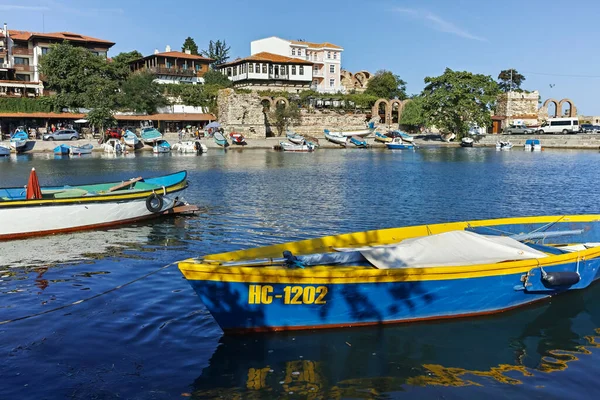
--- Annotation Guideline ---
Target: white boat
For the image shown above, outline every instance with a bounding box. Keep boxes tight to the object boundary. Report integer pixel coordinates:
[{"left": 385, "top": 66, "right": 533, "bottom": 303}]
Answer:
[
  {"left": 286, "top": 131, "right": 305, "bottom": 145},
  {"left": 324, "top": 122, "right": 376, "bottom": 138},
  {"left": 324, "top": 130, "right": 348, "bottom": 146},
  {"left": 172, "top": 141, "right": 207, "bottom": 153},
  {"left": 153, "top": 139, "right": 171, "bottom": 153},
  {"left": 102, "top": 138, "right": 124, "bottom": 154},
  {"left": 279, "top": 141, "right": 315, "bottom": 152},
  {"left": 123, "top": 130, "right": 143, "bottom": 149},
  {"left": 460, "top": 137, "right": 474, "bottom": 147},
  {"left": 69, "top": 144, "right": 93, "bottom": 155},
  {"left": 0, "top": 144, "right": 10, "bottom": 156},
  {"left": 390, "top": 130, "right": 414, "bottom": 143},
  {"left": 0, "top": 170, "right": 196, "bottom": 240},
  {"left": 441, "top": 133, "right": 456, "bottom": 142},
  {"left": 496, "top": 141, "right": 513, "bottom": 151},
  {"left": 524, "top": 139, "right": 542, "bottom": 152}
]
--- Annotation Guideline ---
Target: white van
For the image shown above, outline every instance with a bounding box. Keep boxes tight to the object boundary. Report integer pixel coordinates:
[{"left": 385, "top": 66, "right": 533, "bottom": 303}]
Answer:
[{"left": 537, "top": 118, "right": 580, "bottom": 134}]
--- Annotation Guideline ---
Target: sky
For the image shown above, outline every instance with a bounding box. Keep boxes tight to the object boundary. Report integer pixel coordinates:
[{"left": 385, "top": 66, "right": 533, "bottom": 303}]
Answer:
[{"left": 2, "top": 0, "right": 600, "bottom": 114}]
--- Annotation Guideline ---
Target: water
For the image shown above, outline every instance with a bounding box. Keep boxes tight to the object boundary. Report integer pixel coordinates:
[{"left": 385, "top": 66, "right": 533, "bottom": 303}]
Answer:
[{"left": 1, "top": 147, "right": 600, "bottom": 399}]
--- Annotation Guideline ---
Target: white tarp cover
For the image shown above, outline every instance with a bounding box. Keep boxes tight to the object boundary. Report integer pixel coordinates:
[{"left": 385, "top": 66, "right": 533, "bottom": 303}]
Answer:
[{"left": 357, "top": 230, "right": 548, "bottom": 269}]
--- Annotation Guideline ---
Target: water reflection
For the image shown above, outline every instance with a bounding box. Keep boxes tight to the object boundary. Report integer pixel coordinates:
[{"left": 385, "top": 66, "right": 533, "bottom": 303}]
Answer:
[{"left": 191, "top": 286, "right": 600, "bottom": 398}]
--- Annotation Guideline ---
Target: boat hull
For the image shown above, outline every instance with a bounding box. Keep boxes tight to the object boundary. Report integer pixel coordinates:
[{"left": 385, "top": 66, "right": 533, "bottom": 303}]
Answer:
[
  {"left": 0, "top": 145, "right": 10, "bottom": 156},
  {"left": 70, "top": 144, "right": 93, "bottom": 155}
]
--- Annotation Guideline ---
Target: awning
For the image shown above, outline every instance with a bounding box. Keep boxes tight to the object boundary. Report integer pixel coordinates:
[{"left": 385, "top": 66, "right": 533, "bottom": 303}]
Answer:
[{"left": 74, "top": 119, "right": 88, "bottom": 123}]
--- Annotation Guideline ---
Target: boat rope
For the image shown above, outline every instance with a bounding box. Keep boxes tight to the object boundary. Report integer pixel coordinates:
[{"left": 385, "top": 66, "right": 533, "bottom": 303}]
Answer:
[
  {"left": 527, "top": 216, "right": 566, "bottom": 236},
  {"left": 0, "top": 262, "right": 176, "bottom": 326}
]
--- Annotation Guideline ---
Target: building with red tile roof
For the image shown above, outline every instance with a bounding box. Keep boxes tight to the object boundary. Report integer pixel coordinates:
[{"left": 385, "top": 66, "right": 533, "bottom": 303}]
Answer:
[{"left": 129, "top": 46, "right": 214, "bottom": 85}]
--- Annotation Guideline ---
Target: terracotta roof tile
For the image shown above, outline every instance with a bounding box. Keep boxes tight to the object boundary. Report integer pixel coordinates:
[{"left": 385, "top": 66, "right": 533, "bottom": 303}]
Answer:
[
  {"left": 148, "top": 51, "right": 213, "bottom": 61},
  {"left": 219, "top": 52, "right": 313, "bottom": 67},
  {"left": 0, "top": 112, "right": 215, "bottom": 122},
  {"left": 8, "top": 30, "right": 114, "bottom": 46},
  {"left": 289, "top": 39, "right": 342, "bottom": 49}
]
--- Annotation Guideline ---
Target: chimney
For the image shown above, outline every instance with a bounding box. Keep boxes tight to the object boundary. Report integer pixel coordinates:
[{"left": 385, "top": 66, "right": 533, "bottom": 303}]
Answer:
[
  {"left": 165, "top": 45, "right": 171, "bottom": 52},
  {"left": 3, "top": 22, "right": 7, "bottom": 36},
  {"left": 154, "top": 48, "right": 159, "bottom": 55},
  {"left": 184, "top": 49, "right": 191, "bottom": 55}
]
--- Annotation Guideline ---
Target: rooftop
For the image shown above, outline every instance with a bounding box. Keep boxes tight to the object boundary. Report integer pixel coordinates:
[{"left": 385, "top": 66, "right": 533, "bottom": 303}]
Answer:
[
  {"left": 289, "top": 39, "right": 343, "bottom": 50},
  {"left": 8, "top": 30, "right": 115, "bottom": 46},
  {"left": 219, "top": 52, "right": 313, "bottom": 67}
]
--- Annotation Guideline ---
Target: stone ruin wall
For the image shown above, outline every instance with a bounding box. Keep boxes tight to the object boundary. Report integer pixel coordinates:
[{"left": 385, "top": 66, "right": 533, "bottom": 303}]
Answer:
[
  {"left": 217, "top": 89, "right": 371, "bottom": 138},
  {"left": 495, "top": 91, "right": 540, "bottom": 127}
]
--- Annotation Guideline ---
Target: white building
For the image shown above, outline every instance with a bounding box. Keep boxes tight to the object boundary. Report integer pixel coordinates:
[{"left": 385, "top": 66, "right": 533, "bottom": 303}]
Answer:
[
  {"left": 251, "top": 37, "right": 344, "bottom": 94},
  {"left": 216, "top": 52, "right": 313, "bottom": 93}
]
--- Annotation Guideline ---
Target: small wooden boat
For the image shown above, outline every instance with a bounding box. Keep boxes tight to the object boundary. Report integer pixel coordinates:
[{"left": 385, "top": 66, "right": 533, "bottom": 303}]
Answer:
[
  {"left": 10, "top": 132, "right": 35, "bottom": 153},
  {"left": 229, "top": 132, "right": 247, "bottom": 145},
  {"left": 388, "top": 130, "right": 414, "bottom": 143},
  {"left": 214, "top": 132, "right": 229, "bottom": 147},
  {"left": 441, "top": 133, "right": 456, "bottom": 142},
  {"left": 70, "top": 144, "right": 93, "bottom": 155},
  {"left": 178, "top": 214, "right": 600, "bottom": 333},
  {"left": 349, "top": 136, "right": 368, "bottom": 148},
  {"left": 172, "top": 141, "right": 207, "bottom": 154},
  {"left": 123, "top": 130, "right": 143, "bottom": 149},
  {"left": 0, "top": 144, "right": 10, "bottom": 156},
  {"left": 324, "top": 122, "right": 376, "bottom": 138},
  {"left": 53, "top": 144, "right": 70, "bottom": 155},
  {"left": 374, "top": 132, "right": 392, "bottom": 143},
  {"left": 140, "top": 126, "right": 162, "bottom": 145},
  {"left": 153, "top": 139, "right": 171, "bottom": 153},
  {"left": 386, "top": 137, "right": 415, "bottom": 150},
  {"left": 0, "top": 170, "right": 197, "bottom": 240},
  {"left": 102, "top": 138, "right": 123, "bottom": 154},
  {"left": 460, "top": 137, "right": 474, "bottom": 147},
  {"left": 496, "top": 141, "right": 513, "bottom": 151},
  {"left": 524, "top": 139, "right": 542, "bottom": 152},
  {"left": 286, "top": 131, "right": 305, "bottom": 145},
  {"left": 324, "top": 130, "right": 347, "bottom": 146},
  {"left": 279, "top": 141, "right": 315, "bottom": 152}
]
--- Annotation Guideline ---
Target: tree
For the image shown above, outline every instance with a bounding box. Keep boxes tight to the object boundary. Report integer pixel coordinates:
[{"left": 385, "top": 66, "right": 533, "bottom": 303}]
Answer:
[
  {"left": 109, "top": 50, "right": 143, "bottom": 82},
  {"left": 421, "top": 68, "right": 499, "bottom": 138},
  {"left": 364, "top": 70, "right": 407, "bottom": 100},
  {"left": 498, "top": 69, "right": 526, "bottom": 92},
  {"left": 270, "top": 102, "right": 301, "bottom": 136},
  {"left": 182, "top": 37, "right": 199, "bottom": 55},
  {"left": 399, "top": 96, "right": 426, "bottom": 131},
  {"left": 86, "top": 107, "right": 116, "bottom": 140},
  {"left": 201, "top": 40, "right": 231, "bottom": 66},
  {"left": 202, "top": 69, "right": 233, "bottom": 87},
  {"left": 39, "top": 42, "right": 112, "bottom": 110},
  {"left": 120, "top": 72, "right": 167, "bottom": 114}
]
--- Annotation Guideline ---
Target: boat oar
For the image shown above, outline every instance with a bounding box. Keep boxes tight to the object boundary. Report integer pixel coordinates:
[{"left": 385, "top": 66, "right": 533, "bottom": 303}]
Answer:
[{"left": 510, "top": 229, "right": 584, "bottom": 242}]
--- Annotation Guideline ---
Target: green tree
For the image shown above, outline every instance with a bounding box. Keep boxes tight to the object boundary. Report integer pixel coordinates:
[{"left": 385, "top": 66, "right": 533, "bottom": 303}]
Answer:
[
  {"left": 182, "top": 37, "right": 199, "bottom": 55},
  {"left": 399, "top": 96, "right": 426, "bottom": 130},
  {"left": 364, "top": 70, "right": 407, "bottom": 99},
  {"left": 39, "top": 42, "right": 112, "bottom": 110},
  {"left": 270, "top": 102, "right": 301, "bottom": 136},
  {"left": 202, "top": 69, "right": 233, "bottom": 87},
  {"left": 498, "top": 69, "right": 526, "bottom": 92},
  {"left": 120, "top": 72, "right": 167, "bottom": 114},
  {"left": 201, "top": 40, "right": 231, "bottom": 66},
  {"left": 109, "top": 50, "right": 143, "bottom": 82},
  {"left": 421, "top": 68, "right": 499, "bottom": 138},
  {"left": 86, "top": 107, "right": 116, "bottom": 140}
]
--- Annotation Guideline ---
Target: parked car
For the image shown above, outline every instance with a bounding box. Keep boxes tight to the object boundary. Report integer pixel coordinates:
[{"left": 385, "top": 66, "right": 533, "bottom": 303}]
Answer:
[
  {"left": 43, "top": 129, "right": 80, "bottom": 141},
  {"left": 106, "top": 128, "right": 122, "bottom": 139},
  {"left": 504, "top": 124, "right": 534, "bottom": 134}
]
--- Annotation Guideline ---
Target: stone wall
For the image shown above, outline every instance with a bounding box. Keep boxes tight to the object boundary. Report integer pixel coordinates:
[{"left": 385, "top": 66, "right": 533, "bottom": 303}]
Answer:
[
  {"left": 495, "top": 91, "right": 540, "bottom": 127},
  {"left": 217, "top": 89, "right": 371, "bottom": 138}
]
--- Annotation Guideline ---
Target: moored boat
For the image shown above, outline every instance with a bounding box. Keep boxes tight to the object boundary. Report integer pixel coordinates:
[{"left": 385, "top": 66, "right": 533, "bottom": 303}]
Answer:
[
  {"left": 70, "top": 143, "right": 93, "bottom": 155},
  {"left": 9, "top": 132, "right": 35, "bottom": 153},
  {"left": 229, "top": 132, "right": 247, "bottom": 145},
  {"left": 460, "top": 137, "right": 474, "bottom": 147},
  {"left": 441, "top": 133, "right": 456, "bottom": 142},
  {"left": 0, "top": 144, "right": 10, "bottom": 156},
  {"left": 214, "top": 132, "right": 229, "bottom": 147},
  {"left": 102, "top": 138, "right": 123, "bottom": 153},
  {"left": 386, "top": 137, "right": 415, "bottom": 150},
  {"left": 524, "top": 139, "right": 542, "bottom": 152},
  {"left": 178, "top": 214, "right": 600, "bottom": 333},
  {"left": 349, "top": 136, "right": 368, "bottom": 148},
  {"left": 0, "top": 169, "right": 197, "bottom": 240},
  {"left": 374, "top": 132, "right": 392, "bottom": 143},
  {"left": 278, "top": 141, "right": 315, "bottom": 152},
  {"left": 324, "top": 122, "right": 376, "bottom": 138},
  {"left": 496, "top": 141, "right": 513, "bottom": 151},
  {"left": 140, "top": 126, "right": 162, "bottom": 145},
  {"left": 172, "top": 140, "right": 207, "bottom": 153},
  {"left": 324, "top": 130, "right": 348, "bottom": 146},
  {"left": 123, "top": 130, "right": 143, "bottom": 149},
  {"left": 388, "top": 130, "right": 414, "bottom": 143},
  {"left": 53, "top": 144, "right": 71, "bottom": 155},
  {"left": 286, "top": 131, "right": 305, "bottom": 145},
  {"left": 153, "top": 139, "right": 171, "bottom": 154}
]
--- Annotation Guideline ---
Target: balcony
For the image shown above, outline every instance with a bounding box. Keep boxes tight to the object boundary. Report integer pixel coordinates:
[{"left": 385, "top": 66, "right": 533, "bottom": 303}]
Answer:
[
  {"left": 12, "top": 47, "right": 33, "bottom": 56},
  {"left": 269, "top": 73, "right": 289, "bottom": 80},
  {"left": 313, "top": 70, "right": 324, "bottom": 78},
  {"left": 148, "top": 66, "right": 195, "bottom": 77},
  {"left": 13, "top": 64, "right": 32, "bottom": 72}
]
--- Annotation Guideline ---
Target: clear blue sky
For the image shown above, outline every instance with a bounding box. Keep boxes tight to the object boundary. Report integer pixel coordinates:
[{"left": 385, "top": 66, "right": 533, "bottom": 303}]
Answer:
[{"left": 3, "top": 0, "right": 600, "bottom": 114}]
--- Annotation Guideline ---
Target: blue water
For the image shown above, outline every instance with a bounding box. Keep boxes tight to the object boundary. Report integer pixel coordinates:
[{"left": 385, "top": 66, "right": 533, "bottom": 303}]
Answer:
[{"left": 1, "top": 147, "right": 600, "bottom": 399}]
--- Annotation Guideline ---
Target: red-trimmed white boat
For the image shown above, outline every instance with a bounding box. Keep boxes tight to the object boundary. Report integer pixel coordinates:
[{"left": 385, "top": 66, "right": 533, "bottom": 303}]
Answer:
[{"left": 0, "top": 170, "right": 198, "bottom": 240}]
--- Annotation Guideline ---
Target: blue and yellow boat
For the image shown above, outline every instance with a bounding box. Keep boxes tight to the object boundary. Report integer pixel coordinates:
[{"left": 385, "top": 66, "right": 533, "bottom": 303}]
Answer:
[{"left": 178, "top": 215, "right": 600, "bottom": 333}]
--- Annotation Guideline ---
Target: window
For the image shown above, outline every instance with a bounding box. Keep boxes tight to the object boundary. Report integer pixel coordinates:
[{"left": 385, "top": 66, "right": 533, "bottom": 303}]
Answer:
[
  {"left": 329, "top": 78, "right": 335, "bottom": 87},
  {"left": 166, "top": 60, "right": 172, "bottom": 68},
  {"left": 262, "top": 64, "right": 267, "bottom": 73},
  {"left": 41, "top": 47, "right": 51, "bottom": 55},
  {"left": 14, "top": 57, "right": 29, "bottom": 65},
  {"left": 298, "top": 49, "right": 302, "bottom": 56},
  {"left": 292, "top": 48, "right": 296, "bottom": 56},
  {"left": 16, "top": 74, "right": 30, "bottom": 81},
  {"left": 227, "top": 67, "right": 232, "bottom": 76},
  {"left": 233, "top": 65, "right": 238, "bottom": 75},
  {"left": 249, "top": 63, "right": 254, "bottom": 73},
  {"left": 292, "top": 66, "right": 296, "bottom": 75},
  {"left": 327, "top": 52, "right": 331, "bottom": 59},
  {"left": 329, "top": 65, "right": 335, "bottom": 73},
  {"left": 195, "top": 64, "right": 200, "bottom": 71},
  {"left": 255, "top": 63, "right": 260, "bottom": 73},
  {"left": 269, "top": 64, "right": 273, "bottom": 74},
  {"left": 299, "top": 66, "right": 304, "bottom": 75},
  {"left": 333, "top": 52, "right": 337, "bottom": 60},
  {"left": 0, "top": 58, "right": 3, "bottom": 64}
]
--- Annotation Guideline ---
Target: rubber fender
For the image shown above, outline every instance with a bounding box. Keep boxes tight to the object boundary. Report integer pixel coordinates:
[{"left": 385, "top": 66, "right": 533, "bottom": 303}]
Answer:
[
  {"left": 542, "top": 271, "right": 580, "bottom": 287},
  {"left": 146, "top": 193, "right": 164, "bottom": 213}
]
